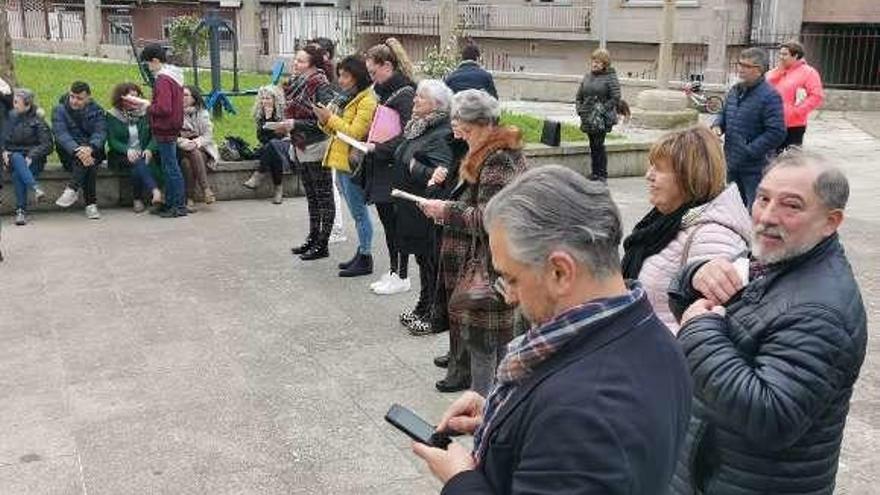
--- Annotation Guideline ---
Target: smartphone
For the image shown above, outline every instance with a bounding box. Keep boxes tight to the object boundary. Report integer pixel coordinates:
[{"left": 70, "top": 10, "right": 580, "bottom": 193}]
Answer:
[{"left": 384, "top": 404, "right": 451, "bottom": 449}]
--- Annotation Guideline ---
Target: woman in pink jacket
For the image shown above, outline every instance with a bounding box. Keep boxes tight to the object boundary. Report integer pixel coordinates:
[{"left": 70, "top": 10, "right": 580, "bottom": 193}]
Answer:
[
  {"left": 621, "top": 126, "right": 751, "bottom": 334},
  {"left": 766, "top": 40, "right": 825, "bottom": 151}
]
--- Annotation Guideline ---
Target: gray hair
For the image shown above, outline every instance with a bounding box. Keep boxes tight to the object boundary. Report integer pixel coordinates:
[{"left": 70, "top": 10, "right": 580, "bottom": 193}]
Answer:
[
  {"left": 251, "top": 85, "right": 285, "bottom": 122},
  {"left": 417, "top": 79, "right": 453, "bottom": 114},
  {"left": 765, "top": 147, "right": 849, "bottom": 210},
  {"left": 740, "top": 47, "right": 770, "bottom": 72},
  {"left": 483, "top": 165, "right": 623, "bottom": 279},
  {"left": 451, "top": 89, "right": 500, "bottom": 125},
  {"left": 13, "top": 88, "right": 35, "bottom": 108}
]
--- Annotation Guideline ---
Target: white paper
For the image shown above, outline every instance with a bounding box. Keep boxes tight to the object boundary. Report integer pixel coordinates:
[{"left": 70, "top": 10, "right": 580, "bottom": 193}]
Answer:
[
  {"left": 733, "top": 257, "right": 749, "bottom": 286},
  {"left": 262, "top": 121, "right": 284, "bottom": 130},
  {"left": 391, "top": 189, "right": 426, "bottom": 204},
  {"left": 336, "top": 131, "right": 370, "bottom": 153}
]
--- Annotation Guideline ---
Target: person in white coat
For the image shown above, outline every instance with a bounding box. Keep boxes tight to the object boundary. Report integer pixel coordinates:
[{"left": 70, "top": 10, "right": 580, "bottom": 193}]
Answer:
[{"left": 621, "top": 125, "right": 751, "bottom": 334}]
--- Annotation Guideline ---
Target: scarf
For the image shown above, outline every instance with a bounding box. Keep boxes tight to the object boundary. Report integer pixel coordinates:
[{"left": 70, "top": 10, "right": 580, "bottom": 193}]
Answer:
[
  {"left": 403, "top": 110, "right": 448, "bottom": 140},
  {"left": 110, "top": 106, "right": 145, "bottom": 124},
  {"left": 472, "top": 284, "right": 644, "bottom": 463},
  {"left": 620, "top": 203, "right": 695, "bottom": 280},
  {"left": 459, "top": 125, "right": 523, "bottom": 184}
]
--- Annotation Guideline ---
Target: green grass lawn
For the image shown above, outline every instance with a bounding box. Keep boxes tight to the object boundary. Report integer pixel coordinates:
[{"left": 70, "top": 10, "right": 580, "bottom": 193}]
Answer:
[{"left": 13, "top": 53, "right": 608, "bottom": 164}]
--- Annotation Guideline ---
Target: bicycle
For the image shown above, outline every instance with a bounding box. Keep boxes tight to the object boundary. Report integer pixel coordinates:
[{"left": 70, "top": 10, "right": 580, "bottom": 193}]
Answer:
[{"left": 683, "top": 80, "right": 724, "bottom": 114}]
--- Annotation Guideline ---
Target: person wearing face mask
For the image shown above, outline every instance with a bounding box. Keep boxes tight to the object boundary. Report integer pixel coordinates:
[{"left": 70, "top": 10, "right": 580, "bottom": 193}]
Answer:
[
  {"left": 711, "top": 48, "right": 785, "bottom": 207},
  {"left": 244, "top": 85, "right": 290, "bottom": 204},
  {"left": 1, "top": 88, "right": 52, "bottom": 226},
  {"left": 178, "top": 85, "right": 219, "bottom": 210},
  {"left": 621, "top": 126, "right": 750, "bottom": 334},
  {"left": 575, "top": 48, "right": 621, "bottom": 183},
  {"left": 668, "top": 149, "right": 866, "bottom": 495},
  {"left": 52, "top": 81, "right": 107, "bottom": 220},
  {"left": 766, "top": 40, "right": 825, "bottom": 153},
  {"left": 314, "top": 54, "right": 378, "bottom": 277}
]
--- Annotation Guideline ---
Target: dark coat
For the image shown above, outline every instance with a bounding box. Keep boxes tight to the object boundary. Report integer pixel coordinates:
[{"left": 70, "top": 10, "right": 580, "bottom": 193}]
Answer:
[
  {"left": 1, "top": 107, "right": 53, "bottom": 164},
  {"left": 575, "top": 67, "right": 621, "bottom": 134},
  {"left": 51, "top": 94, "right": 107, "bottom": 157},
  {"left": 444, "top": 61, "right": 498, "bottom": 98},
  {"left": 392, "top": 117, "right": 453, "bottom": 255},
  {"left": 667, "top": 234, "right": 867, "bottom": 495},
  {"left": 148, "top": 67, "right": 185, "bottom": 142},
  {"left": 714, "top": 77, "right": 786, "bottom": 176},
  {"left": 442, "top": 294, "right": 693, "bottom": 495},
  {"left": 358, "top": 72, "right": 415, "bottom": 204}
]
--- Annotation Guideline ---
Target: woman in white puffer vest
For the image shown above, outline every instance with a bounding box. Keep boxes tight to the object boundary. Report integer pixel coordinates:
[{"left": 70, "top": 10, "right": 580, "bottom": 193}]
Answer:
[{"left": 621, "top": 125, "right": 752, "bottom": 334}]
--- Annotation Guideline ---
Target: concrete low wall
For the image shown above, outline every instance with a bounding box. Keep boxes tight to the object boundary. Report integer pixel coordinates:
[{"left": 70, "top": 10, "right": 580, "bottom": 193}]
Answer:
[
  {"left": 0, "top": 141, "right": 650, "bottom": 214},
  {"left": 492, "top": 71, "right": 880, "bottom": 112}
]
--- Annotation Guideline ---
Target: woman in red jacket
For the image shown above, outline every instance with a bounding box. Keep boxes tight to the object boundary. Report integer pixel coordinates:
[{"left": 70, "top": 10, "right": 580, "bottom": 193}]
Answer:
[{"left": 766, "top": 40, "right": 825, "bottom": 152}]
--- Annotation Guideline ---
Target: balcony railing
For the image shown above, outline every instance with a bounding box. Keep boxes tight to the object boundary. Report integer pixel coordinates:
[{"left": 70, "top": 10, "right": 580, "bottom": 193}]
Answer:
[{"left": 356, "top": 3, "right": 592, "bottom": 34}]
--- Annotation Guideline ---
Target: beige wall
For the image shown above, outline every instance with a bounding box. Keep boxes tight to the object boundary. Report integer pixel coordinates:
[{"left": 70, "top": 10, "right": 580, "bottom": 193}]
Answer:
[
  {"left": 804, "top": 0, "right": 880, "bottom": 24},
  {"left": 605, "top": 0, "right": 750, "bottom": 44}
]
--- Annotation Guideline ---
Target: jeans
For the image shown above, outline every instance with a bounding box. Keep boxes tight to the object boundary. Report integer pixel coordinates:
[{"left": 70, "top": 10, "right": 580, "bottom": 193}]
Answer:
[
  {"left": 9, "top": 152, "right": 44, "bottom": 210},
  {"left": 157, "top": 141, "right": 184, "bottom": 210},
  {"left": 337, "top": 171, "right": 373, "bottom": 254},
  {"left": 130, "top": 157, "right": 158, "bottom": 200},
  {"left": 59, "top": 148, "right": 104, "bottom": 206}
]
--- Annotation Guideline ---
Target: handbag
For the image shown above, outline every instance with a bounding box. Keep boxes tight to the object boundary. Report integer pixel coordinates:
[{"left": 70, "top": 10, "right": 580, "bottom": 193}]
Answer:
[
  {"left": 448, "top": 234, "right": 507, "bottom": 317},
  {"left": 540, "top": 119, "right": 561, "bottom": 147}
]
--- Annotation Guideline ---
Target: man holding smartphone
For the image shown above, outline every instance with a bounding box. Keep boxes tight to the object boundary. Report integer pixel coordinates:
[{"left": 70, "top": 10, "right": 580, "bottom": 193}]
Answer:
[{"left": 412, "top": 166, "right": 692, "bottom": 494}]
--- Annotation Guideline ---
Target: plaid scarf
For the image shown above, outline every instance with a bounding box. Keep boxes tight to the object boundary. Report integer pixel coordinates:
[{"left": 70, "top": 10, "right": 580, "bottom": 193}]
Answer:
[
  {"left": 284, "top": 70, "right": 329, "bottom": 121},
  {"left": 472, "top": 283, "right": 645, "bottom": 463},
  {"left": 403, "top": 110, "right": 448, "bottom": 140}
]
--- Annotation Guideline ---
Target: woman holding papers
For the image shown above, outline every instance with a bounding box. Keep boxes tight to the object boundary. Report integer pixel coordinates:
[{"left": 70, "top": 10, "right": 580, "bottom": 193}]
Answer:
[
  {"left": 419, "top": 89, "right": 529, "bottom": 395},
  {"left": 361, "top": 38, "right": 417, "bottom": 295},
  {"left": 284, "top": 44, "right": 335, "bottom": 261},
  {"left": 314, "top": 55, "right": 378, "bottom": 278},
  {"left": 392, "top": 80, "right": 454, "bottom": 334},
  {"left": 244, "top": 85, "right": 289, "bottom": 205}
]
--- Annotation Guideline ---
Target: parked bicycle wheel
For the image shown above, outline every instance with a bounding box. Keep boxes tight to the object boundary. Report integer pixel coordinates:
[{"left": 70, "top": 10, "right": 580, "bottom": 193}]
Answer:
[{"left": 705, "top": 95, "right": 724, "bottom": 114}]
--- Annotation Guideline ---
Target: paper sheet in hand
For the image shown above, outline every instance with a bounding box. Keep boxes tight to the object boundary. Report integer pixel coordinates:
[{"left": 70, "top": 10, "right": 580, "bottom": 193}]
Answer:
[
  {"left": 336, "top": 132, "right": 370, "bottom": 153},
  {"left": 262, "top": 121, "right": 285, "bottom": 130},
  {"left": 391, "top": 189, "right": 426, "bottom": 204}
]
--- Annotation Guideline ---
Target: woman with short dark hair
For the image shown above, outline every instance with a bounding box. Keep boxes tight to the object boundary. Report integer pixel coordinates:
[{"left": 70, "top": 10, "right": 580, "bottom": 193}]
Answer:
[
  {"left": 767, "top": 39, "right": 825, "bottom": 151},
  {"left": 178, "top": 85, "right": 219, "bottom": 209},
  {"left": 575, "top": 48, "right": 621, "bottom": 182}
]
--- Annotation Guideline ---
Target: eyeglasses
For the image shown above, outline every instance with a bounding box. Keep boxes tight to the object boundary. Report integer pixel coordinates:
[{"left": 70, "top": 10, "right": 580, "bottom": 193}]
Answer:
[{"left": 737, "top": 61, "right": 761, "bottom": 69}]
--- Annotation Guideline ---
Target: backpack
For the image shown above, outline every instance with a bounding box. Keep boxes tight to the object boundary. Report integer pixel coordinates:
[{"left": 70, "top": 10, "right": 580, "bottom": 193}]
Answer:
[{"left": 219, "top": 135, "right": 258, "bottom": 161}]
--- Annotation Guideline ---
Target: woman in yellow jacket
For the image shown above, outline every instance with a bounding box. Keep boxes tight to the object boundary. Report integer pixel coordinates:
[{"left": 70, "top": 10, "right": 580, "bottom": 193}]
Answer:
[{"left": 315, "top": 55, "right": 378, "bottom": 277}]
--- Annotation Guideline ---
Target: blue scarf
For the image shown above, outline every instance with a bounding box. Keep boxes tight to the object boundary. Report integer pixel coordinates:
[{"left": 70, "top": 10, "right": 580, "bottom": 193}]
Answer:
[{"left": 473, "top": 283, "right": 645, "bottom": 463}]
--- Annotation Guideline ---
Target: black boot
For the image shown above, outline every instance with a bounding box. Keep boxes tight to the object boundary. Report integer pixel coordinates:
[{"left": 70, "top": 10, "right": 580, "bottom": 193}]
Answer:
[
  {"left": 300, "top": 242, "right": 329, "bottom": 261},
  {"left": 291, "top": 235, "right": 316, "bottom": 255},
  {"left": 338, "top": 253, "right": 373, "bottom": 277},
  {"left": 338, "top": 251, "right": 360, "bottom": 270}
]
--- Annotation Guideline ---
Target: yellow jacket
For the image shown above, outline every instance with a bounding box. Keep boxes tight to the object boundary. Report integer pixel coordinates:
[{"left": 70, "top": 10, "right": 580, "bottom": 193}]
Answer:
[{"left": 320, "top": 87, "right": 378, "bottom": 172}]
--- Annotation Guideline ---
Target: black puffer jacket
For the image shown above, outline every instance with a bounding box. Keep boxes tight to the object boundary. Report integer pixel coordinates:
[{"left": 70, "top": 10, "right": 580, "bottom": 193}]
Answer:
[
  {"left": 667, "top": 234, "right": 867, "bottom": 495},
  {"left": 1, "top": 107, "right": 53, "bottom": 163},
  {"left": 575, "top": 67, "right": 621, "bottom": 134}
]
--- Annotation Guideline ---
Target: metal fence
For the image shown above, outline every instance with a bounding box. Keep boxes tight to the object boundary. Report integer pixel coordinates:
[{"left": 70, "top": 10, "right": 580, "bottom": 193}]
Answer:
[{"left": 5, "top": 0, "right": 85, "bottom": 42}]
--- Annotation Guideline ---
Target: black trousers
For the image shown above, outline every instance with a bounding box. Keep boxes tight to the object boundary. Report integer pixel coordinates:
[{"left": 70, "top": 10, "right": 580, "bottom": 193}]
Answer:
[
  {"left": 300, "top": 161, "right": 335, "bottom": 244},
  {"left": 414, "top": 252, "right": 436, "bottom": 314},
  {"left": 375, "top": 202, "right": 409, "bottom": 277},
  {"left": 587, "top": 131, "right": 607, "bottom": 179},
  {"left": 777, "top": 126, "right": 807, "bottom": 154},
  {"left": 259, "top": 139, "right": 287, "bottom": 186},
  {"left": 59, "top": 148, "right": 104, "bottom": 206}
]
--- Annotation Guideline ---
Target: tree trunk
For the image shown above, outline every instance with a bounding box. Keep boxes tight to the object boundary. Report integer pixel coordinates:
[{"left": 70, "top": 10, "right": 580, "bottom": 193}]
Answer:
[{"left": 0, "top": 0, "right": 17, "bottom": 86}]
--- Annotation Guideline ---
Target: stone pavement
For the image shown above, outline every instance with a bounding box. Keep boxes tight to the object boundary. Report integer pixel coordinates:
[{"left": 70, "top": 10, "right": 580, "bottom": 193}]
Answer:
[{"left": 1, "top": 110, "right": 878, "bottom": 494}]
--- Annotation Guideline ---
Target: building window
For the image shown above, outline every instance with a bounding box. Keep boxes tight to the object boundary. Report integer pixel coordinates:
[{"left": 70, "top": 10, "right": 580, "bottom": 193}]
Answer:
[
  {"left": 621, "top": 0, "right": 699, "bottom": 6},
  {"left": 106, "top": 14, "right": 132, "bottom": 46}
]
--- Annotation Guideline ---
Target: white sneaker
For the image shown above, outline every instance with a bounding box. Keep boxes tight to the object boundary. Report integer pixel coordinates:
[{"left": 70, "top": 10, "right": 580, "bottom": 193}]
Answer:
[
  {"left": 33, "top": 185, "right": 46, "bottom": 202},
  {"left": 55, "top": 187, "right": 78, "bottom": 208},
  {"left": 373, "top": 273, "right": 411, "bottom": 295},
  {"left": 85, "top": 204, "right": 100, "bottom": 220},
  {"left": 370, "top": 272, "right": 393, "bottom": 291}
]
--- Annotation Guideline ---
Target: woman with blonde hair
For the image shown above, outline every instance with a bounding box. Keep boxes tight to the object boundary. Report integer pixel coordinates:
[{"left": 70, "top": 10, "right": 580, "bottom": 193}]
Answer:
[
  {"left": 360, "top": 37, "right": 418, "bottom": 294},
  {"left": 575, "top": 48, "right": 621, "bottom": 182},
  {"left": 621, "top": 125, "right": 751, "bottom": 334},
  {"left": 244, "top": 85, "right": 290, "bottom": 204}
]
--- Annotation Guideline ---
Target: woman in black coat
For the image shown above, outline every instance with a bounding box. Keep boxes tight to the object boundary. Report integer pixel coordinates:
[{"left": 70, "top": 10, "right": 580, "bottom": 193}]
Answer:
[
  {"left": 392, "top": 79, "right": 454, "bottom": 331},
  {"left": 575, "top": 48, "right": 621, "bottom": 182},
  {"left": 243, "top": 85, "right": 290, "bottom": 205},
  {"left": 1, "top": 88, "right": 52, "bottom": 226},
  {"left": 361, "top": 37, "right": 417, "bottom": 295}
]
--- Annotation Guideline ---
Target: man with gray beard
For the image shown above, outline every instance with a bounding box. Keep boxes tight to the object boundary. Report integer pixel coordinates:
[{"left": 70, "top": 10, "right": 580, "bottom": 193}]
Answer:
[{"left": 666, "top": 148, "right": 867, "bottom": 495}]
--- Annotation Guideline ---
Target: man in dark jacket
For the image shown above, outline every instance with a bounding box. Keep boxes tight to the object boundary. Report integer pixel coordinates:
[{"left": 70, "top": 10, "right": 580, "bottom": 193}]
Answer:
[
  {"left": 52, "top": 81, "right": 107, "bottom": 220},
  {"left": 444, "top": 42, "right": 498, "bottom": 98},
  {"left": 712, "top": 47, "right": 785, "bottom": 207},
  {"left": 125, "top": 43, "right": 187, "bottom": 218},
  {"left": 413, "top": 165, "right": 692, "bottom": 495},
  {"left": 668, "top": 149, "right": 867, "bottom": 495}
]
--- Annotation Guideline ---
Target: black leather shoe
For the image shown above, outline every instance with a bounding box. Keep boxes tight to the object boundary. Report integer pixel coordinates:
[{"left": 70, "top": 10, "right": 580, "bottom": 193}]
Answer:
[
  {"left": 291, "top": 237, "right": 315, "bottom": 255},
  {"left": 300, "top": 244, "right": 329, "bottom": 261},
  {"left": 433, "top": 354, "right": 450, "bottom": 369},
  {"left": 339, "top": 254, "right": 373, "bottom": 277},
  {"left": 338, "top": 251, "right": 359, "bottom": 270},
  {"left": 435, "top": 378, "right": 468, "bottom": 393}
]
